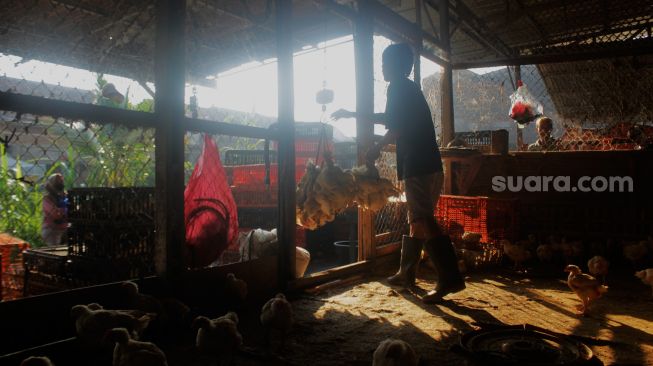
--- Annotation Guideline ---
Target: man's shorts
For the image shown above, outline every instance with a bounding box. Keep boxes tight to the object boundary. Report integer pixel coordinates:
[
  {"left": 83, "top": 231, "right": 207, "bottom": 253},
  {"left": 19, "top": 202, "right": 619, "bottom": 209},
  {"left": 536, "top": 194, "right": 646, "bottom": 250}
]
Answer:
[{"left": 404, "top": 171, "right": 444, "bottom": 224}]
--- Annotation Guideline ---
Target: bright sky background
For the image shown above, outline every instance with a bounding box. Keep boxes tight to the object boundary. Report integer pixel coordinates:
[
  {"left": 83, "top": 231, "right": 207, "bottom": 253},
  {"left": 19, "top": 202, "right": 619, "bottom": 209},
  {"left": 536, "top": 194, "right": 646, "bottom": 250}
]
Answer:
[{"left": 0, "top": 35, "right": 501, "bottom": 138}]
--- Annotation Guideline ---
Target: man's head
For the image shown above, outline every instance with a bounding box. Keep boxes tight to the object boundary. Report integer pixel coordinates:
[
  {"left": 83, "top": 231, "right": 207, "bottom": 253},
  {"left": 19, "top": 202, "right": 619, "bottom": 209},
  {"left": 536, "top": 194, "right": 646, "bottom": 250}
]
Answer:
[
  {"left": 535, "top": 117, "right": 553, "bottom": 140},
  {"left": 382, "top": 43, "right": 413, "bottom": 82},
  {"left": 45, "top": 173, "right": 64, "bottom": 194},
  {"left": 628, "top": 125, "right": 644, "bottom": 145}
]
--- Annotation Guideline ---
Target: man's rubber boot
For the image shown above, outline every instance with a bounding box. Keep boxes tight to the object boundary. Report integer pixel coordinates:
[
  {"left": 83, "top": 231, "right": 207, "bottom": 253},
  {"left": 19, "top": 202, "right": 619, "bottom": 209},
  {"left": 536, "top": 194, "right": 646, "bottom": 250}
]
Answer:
[
  {"left": 387, "top": 235, "right": 423, "bottom": 287},
  {"left": 421, "top": 235, "right": 465, "bottom": 303}
]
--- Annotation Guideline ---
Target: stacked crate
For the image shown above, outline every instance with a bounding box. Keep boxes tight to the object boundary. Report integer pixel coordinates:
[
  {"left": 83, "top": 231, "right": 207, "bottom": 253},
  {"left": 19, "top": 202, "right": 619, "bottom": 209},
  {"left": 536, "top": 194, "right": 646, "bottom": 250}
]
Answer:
[{"left": 66, "top": 187, "right": 156, "bottom": 282}]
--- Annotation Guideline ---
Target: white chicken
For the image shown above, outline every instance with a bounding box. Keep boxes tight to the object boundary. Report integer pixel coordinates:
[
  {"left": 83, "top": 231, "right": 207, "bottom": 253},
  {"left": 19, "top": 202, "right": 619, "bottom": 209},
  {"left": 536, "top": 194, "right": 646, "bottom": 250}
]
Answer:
[
  {"left": 350, "top": 163, "right": 400, "bottom": 212},
  {"left": 225, "top": 272, "right": 248, "bottom": 303},
  {"left": 565, "top": 264, "right": 608, "bottom": 316},
  {"left": 193, "top": 312, "right": 242, "bottom": 365},
  {"left": 106, "top": 328, "right": 168, "bottom": 366},
  {"left": 502, "top": 239, "right": 532, "bottom": 270},
  {"left": 20, "top": 356, "right": 55, "bottom": 366},
  {"left": 635, "top": 268, "right": 653, "bottom": 296},
  {"left": 372, "top": 338, "right": 418, "bottom": 366},
  {"left": 587, "top": 256, "right": 609, "bottom": 284},
  {"left": 260, "top": 293, "right": 293, "bottom": 348},
  {"left": 70, "top": 303, "right": 155, "bottom": 349}
]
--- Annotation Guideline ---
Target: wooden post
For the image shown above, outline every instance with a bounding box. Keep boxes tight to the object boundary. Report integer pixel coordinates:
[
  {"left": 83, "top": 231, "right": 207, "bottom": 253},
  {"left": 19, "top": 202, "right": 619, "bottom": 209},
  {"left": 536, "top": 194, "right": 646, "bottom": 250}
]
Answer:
[
  {"left": 354, "top": 0, "right": 375, "bottom": 261},
  {"left": 154, "top": 0, "right": 187, "bottom": 279},
  {"left": 414, "top": 0, "right": 423, "bottom": 89},
  {"left": 276, "top": 0, "right": 296, "bottom": 288},
  {"left": 439, "top": 0, "right": 455, "bottom": 147},
  {"left": 514, "top": 65, "right": 524, "bottom": 151}
]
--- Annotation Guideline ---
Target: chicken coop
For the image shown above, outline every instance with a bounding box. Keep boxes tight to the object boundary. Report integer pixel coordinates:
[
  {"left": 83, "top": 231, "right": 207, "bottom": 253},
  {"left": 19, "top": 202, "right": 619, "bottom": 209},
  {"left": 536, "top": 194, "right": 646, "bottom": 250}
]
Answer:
[{"left": 1, "top": 0, "right": 653, "bottom": 365}]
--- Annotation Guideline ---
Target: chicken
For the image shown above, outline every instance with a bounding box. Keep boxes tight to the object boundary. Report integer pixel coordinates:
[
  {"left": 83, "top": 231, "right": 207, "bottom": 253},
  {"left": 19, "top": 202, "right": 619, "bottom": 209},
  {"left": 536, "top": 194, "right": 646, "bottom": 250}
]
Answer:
[
  {"left": 536, "top": 243, "right": 554, "bottom": 263},
  {"left": 193, "top": 312, "right": 242, "bottom": 365},
  {"left": 350, "top": 163, "right": 400, "bottom": 212},
  {"left": 314, "top": 151, "right": 356, "bottom": 215},
  {"left": 502, "top": 239, "right": 531, "bottom": 270},
  {"left": 121, "top": 281, "right": 164, "bottom": 315},
  {"left": 260, "top": 293, "right": 293, "bottom": 349},
  {"left": 561, "top": 238, "right": 584, "bottom": 264},
  {"left": 70, "top": 303, "right": 155, "bottom": 349},
  {"left": 565, "top": 264, "right": 608, "bottom": 316},
  {"left": 225, "top": 273, "right": 248, "bottom": 303},
  {"left": 372, "top": 339, "right": 418, "bottom": 366},
  {"left": 635, "top": 268, "right": 653, "bottom": 296},
  {"left": 121, "top": 281, "right": 191, "bottom": 334},
  {"left": 20, "top": 357, "right": 54, "bottom": 366},
  {"left": 106, "top": 328, "right": 168, "bottom": 366},
  {"left": 623, "top": 240, "right": 649, "bottom": 268},
  {"left": 587, "top": 256, "right": 609, "bottom": 284}
]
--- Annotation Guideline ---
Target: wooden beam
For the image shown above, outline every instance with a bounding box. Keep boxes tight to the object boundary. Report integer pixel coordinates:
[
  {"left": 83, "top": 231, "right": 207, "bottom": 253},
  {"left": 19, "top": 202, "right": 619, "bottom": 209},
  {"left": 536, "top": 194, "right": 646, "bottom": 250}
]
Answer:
[
  {"left": 414, "top": 0, "right": 423, "bottom": 88},
  {"left": 288, "top": 260, "right": 371, "bottom": 290},
  {"left": 184, "top": 117, "right": 279, "bottom": 140},
  {"left": 354, "top": 0, "right": 375, "bottom": 262},
  {"left": 154, "top": 0, "right": 187, "bottom": 279},
  {"left": 0, "top": 91, "right": 157, "bottom": 129},
  {"left": 452, "top": 40, "right": 653, "bottom": 69},
  {"left": 368, "top": 0, "right": 442, "bottom": 50},
  {"left": 275, "top": 0, "right": 296, "bottom": 290},
  {"left": 439, "top": 0, "right": 455, "bottom": 147}
]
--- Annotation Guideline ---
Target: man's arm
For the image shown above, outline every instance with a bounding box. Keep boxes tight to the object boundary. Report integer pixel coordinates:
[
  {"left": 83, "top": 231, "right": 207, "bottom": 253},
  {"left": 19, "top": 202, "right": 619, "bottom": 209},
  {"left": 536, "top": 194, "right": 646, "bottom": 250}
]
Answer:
[
  {"left": 331, "top": 109, "right": 386, "bottom": 124},
  {"left": 366, "top": 130, "right": 397, "bottom": 162}
]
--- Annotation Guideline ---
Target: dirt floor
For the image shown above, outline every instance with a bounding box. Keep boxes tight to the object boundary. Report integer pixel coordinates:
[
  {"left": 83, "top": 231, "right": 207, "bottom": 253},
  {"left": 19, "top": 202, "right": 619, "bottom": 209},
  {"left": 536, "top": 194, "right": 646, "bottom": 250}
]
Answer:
[{"left": 244, "top": 265, "right": 653, "bottom": 366}]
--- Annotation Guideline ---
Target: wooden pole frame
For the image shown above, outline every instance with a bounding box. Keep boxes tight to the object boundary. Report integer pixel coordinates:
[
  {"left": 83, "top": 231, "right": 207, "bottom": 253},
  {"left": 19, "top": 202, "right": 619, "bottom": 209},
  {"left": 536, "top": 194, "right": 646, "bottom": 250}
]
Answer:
[
  {"left": 354, "top": 0, "right": 375, "bottom": 261},
  {"left": 275, "top": 0, "right": 296, "bottom": 289},
  {"left": 154, "top": 0, "right": 187, "bottom": 278},
  {"left": 439, "top": 0, "right": 455, "bottom": 147}
]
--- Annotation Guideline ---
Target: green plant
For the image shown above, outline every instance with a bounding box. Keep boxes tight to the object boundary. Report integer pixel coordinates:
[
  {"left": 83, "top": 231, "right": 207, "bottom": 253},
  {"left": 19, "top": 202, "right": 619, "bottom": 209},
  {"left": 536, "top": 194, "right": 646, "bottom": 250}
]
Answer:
[{"left": 0, "top": 144, "right": 59, "bottom": 248}]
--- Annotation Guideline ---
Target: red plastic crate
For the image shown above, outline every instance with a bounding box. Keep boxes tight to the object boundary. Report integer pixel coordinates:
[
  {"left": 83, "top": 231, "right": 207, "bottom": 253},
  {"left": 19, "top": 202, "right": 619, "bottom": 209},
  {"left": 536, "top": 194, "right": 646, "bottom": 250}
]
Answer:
[
  {"left": 435, "top": 195, "right": 518, "bottom": 243},
  {"left": 0, "top": 234, "right": 30, "bottom": 300},
  {"left": 225, "top": 164, "right": 305, "bottom": 186},
  {"left": 232, "top": 185, "right": 278, "bottom": 208}
]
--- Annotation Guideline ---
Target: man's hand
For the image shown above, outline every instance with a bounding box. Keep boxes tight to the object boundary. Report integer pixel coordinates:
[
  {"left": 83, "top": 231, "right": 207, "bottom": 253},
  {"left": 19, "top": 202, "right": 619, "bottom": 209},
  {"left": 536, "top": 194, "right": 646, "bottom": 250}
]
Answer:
[
  {"left": 365, "top": 144, "right": 381, "bottom": 163},
  {"left": 331, "top": 109, "right": 355, "bottom": 120}
]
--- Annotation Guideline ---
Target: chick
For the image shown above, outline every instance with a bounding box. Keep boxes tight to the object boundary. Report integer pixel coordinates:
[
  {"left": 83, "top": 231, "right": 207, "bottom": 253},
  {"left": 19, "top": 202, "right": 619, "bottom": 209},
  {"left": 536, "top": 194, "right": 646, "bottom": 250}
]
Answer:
[
  {"left": 225, "top": 273, "right": 248, "bottom": 303},
  {"left": 20, "top": 356, "right": 54, "bottom": 366},
  {"left": 536, "top": 243, "right": 554, "bottom": 263},
  {"left": 70, "top": 304, "right": 155, "bottom": 349},
  {"left": 565, "top": 264, "right": 608, "bottom": 316},
  {"left": 561, "top": 238, "right": 584, "bottom": 264},
  {"left": 106, "top": 328, "right": 168, "bottom": 366},
  {"left": 635, "top": 268, "right": 653, "bottom": 296},
  {"left": 193, "top": 312, "right": 242, "bottom": 365},
  {"left": 121, "top": 281, "right": 164, "bottom": 315},
  {"left": 587, "top": 256, "right": 609, "bottom": 284},
  {"left": 502, "top": 239, "right": 532, "bottom": 270},
  {"left": 623, "top": 240, "right": 649, "bottom": 268},
  {"left": 372, "top": 338, "right": 418, "bottom": 366},
  {"left": 260, "top": 293, "right": 293, "bottom": 349}
]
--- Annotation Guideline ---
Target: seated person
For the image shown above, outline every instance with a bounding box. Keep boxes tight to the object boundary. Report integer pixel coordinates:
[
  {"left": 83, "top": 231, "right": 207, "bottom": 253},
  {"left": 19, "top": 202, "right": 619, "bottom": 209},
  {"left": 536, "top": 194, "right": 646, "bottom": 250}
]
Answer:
[
  {"left": 528, "top": 117, "right": 558, "bottom": 151},
  {"left": 628, "top": 125, "right": 653, "bottom": 150}
]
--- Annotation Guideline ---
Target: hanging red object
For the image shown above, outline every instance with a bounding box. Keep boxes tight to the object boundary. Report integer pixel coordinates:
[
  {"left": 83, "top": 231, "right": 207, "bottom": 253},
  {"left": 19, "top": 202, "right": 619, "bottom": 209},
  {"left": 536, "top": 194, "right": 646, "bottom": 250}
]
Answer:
[{"left": 184, "top": 134, "right": 239, "bottom": 267}]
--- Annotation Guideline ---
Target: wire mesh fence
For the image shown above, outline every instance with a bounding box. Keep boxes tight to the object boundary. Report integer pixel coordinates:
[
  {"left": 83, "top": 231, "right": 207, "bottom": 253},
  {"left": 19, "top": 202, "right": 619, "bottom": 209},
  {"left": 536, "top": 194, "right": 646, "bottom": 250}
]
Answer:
[{"left": 422, "top": 59, "right": 653, "bottom": 151}]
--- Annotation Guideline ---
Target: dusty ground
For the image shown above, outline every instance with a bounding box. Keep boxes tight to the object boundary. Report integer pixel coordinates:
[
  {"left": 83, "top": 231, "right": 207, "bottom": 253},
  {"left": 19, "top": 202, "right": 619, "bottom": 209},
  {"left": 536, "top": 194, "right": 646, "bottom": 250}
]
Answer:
[{"left": 253, "top": 266, "right": 653, "bottom": 366}]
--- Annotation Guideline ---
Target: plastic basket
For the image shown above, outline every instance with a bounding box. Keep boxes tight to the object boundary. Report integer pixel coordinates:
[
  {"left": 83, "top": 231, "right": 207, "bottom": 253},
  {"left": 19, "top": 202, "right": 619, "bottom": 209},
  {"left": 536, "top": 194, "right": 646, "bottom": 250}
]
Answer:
[
  {"left": 224, "top": 149, "right": 278, "bottom": 166},
  {"left": 225, "top": 164, "right": 304, "bottom": 186},
  {"left": 232, "top": 186, "right": 278, "bottom": 208},
  {"left": 435, "top": 195, "right": 518, "bottom": 243},
  {"left": 67, "top": 222, "right": 155, "bottom": 260},
  {"left": 68, "top": 188, "right": 155, "bottom": 222}
]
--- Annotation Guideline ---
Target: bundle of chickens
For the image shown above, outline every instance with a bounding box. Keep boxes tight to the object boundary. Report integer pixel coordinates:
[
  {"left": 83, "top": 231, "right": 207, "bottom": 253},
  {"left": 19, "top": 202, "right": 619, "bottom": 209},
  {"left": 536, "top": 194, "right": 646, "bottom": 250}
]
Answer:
[{"left": 296, "top": 151, "right": 399, "bottom": 230}]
